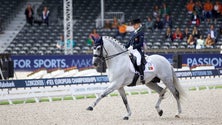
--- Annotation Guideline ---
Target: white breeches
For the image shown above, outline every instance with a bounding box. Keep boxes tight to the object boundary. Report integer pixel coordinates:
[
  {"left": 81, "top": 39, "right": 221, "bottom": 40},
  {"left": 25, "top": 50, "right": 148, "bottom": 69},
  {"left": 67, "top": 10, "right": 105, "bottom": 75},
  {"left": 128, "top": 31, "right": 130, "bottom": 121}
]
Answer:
[{"left": 129, "top": 49, "right": 141, "bottom": 65}]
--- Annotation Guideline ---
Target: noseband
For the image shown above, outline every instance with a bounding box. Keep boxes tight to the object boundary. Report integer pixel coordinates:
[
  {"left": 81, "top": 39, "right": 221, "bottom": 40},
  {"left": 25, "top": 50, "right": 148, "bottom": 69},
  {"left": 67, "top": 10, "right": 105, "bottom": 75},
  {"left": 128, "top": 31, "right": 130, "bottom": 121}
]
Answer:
[
  {"left": 93, "top": 42, "right": 128, "bottom": 61},
  {"left": 93, "top": 43, "right": 106, "bottom": 61}
]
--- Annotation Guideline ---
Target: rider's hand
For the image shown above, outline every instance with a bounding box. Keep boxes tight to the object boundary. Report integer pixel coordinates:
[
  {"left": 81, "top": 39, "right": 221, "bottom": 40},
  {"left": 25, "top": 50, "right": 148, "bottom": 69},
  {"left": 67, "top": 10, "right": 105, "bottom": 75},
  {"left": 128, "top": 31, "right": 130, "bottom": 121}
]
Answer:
[{"left": 128, "top": 46, "right": 133, "bottom": 51}]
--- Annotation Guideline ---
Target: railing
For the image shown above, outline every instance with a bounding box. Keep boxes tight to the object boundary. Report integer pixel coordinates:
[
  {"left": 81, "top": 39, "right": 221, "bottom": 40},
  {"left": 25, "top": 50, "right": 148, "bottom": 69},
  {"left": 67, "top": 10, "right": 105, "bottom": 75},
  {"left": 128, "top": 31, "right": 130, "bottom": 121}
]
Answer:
[
  {"left": 145, "top": 48, "right": 221, "bottom": 54},
  {"left": 96, "top": 12, "right": 125, "bottom": 28},
  {"left": 0, "top": 69, "right": 221, "bottom": 104}
]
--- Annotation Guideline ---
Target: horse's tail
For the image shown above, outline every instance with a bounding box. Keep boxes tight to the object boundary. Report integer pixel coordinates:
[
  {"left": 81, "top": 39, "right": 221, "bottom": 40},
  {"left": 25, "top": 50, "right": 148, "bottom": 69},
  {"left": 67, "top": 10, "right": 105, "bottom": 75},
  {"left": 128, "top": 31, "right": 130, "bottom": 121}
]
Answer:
[{"left": 171, "top": 66, "right": 186, "bottom": 102}]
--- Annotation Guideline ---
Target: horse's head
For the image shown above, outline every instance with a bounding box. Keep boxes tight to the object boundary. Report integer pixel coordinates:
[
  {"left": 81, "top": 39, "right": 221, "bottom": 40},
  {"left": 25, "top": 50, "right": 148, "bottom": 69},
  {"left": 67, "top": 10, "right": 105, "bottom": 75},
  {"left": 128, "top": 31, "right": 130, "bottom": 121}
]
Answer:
[{"left": 92, "top": 36, "right": 104, "bottom": 66}]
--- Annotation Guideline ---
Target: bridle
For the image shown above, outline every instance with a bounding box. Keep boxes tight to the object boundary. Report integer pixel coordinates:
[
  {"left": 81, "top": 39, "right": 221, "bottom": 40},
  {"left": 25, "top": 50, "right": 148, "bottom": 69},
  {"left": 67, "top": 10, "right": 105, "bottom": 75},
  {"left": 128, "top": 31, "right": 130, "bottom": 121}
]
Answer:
[{"left": 93, "top": 42, "right": 128, "bottom": 62}]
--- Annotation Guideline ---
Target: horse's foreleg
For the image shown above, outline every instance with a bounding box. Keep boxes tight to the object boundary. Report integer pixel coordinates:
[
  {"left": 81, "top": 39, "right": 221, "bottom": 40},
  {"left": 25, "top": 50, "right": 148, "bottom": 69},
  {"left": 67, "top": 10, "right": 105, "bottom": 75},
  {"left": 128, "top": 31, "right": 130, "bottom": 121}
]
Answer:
[
  {"left": 118, "top": 87, "right": 131, "bottom": 120},
  {"left": 86, "top": 85, "right": 116, "bottom": 111}
]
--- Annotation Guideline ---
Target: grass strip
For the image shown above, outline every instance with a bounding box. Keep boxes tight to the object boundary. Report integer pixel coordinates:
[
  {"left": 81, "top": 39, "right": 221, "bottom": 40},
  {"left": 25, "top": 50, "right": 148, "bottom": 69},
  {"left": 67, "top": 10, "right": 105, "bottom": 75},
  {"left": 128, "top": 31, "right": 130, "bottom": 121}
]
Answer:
[{"left": 0, "top": 86, "right": 221, "bottom": 105}]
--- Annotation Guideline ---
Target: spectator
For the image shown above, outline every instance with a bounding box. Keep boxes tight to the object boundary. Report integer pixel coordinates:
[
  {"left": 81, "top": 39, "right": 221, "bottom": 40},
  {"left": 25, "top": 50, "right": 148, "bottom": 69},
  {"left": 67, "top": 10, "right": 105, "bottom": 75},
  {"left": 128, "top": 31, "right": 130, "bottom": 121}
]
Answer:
[
  {"left": 172, "top": 27, "right": 183, "bottom": 41},
  {"left": 186, "top": 0, "right": 195, "bottom": 14},
  {"left": 67, "top": 38, "right": 76, "bottom": 48},
  {"left": 187, "top": 34, "right": 196, "bottom": 48},
  {"left": 24, "top": 4, "right": 34, "bottom": 26},
  {"left": 56, "top": 35, "right": 76, "bottom": 49},
  {"left": 183, "top": 27, "right": 190, "bottom": 41},
  {"left": 88, "top": 29, "right": 100, "bottom": 45},
  {"left": 194, "top": 1, "right": 203, "bottom": 15},
  {"left": 196, "top": 35, "right": 205, "bottom": 49},
  {"left": 153, "top": 5, "right": 160, "bottom": 18},
  {"left": 191, "top": 26, "right": 201, "bottom": 39},
  {"left": 42, "top": 6, "right": 50, "bottom": 26},
  {"left": 163, "top": 14, "right": 173, "bottom": 28},
  {"left": 115, "top": 24, "right": 127, "bottom": 40},
  {"left": 145, "top": 16, "right": 154, "bottom": 31},
  {"left": 203, "top": 0, "right": 213, "bottom": 23},
  {"left": 165, "top": 27, "right": 173, "bottom": 41},
  {"left": 212, "top": 1, "right": 222, "bottom": 23},
  {"left": 160, "top": 3, "right": 170, "bottom": 17},
  {"left": 0, "top": 18, "right": 3, "bottom": 34},
  {"left": 194, "top": 1, "right": 204, "bottom": 21},
  {"left": 205, "top": 34, "right": 215, "bottom": 47},
  {"left": 190, "top": 11, "right": 200, "bottom": 26},
  {"left": 56, "top": 35, "right": 64, "bottom": 49},
  {"left": 104, "top": 20, "right": 112, "bottom": 30},
  {"left": 207, "top": 24, "right": 217, "bottom": 43},
  {"left": 220, "top": 23, "right": 222, "bottom": 34},
  {"left": 111, "top": 17, "right": 119, "bottom": 29},
  {"left": 154, "top": 17, "right": 163, "bottom": 30}
]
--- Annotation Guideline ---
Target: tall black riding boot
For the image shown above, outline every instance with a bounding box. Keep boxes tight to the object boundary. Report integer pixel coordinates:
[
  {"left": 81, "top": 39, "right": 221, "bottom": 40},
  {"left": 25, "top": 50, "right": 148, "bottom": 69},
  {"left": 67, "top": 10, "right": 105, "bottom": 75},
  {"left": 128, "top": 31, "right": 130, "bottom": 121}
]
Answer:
[
  {"left": 127, "top": 73, "right": 139, "bottom": 87},
  {"left": 138, "top": 65, "right": 145, "bottom": 84}
]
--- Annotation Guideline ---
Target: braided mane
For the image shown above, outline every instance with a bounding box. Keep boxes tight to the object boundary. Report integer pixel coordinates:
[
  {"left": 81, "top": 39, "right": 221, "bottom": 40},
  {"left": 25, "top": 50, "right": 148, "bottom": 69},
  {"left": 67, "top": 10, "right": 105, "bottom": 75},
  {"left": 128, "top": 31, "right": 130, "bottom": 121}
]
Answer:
[{"left": 103, "top": 36, "right": 126, "bottom": 51}]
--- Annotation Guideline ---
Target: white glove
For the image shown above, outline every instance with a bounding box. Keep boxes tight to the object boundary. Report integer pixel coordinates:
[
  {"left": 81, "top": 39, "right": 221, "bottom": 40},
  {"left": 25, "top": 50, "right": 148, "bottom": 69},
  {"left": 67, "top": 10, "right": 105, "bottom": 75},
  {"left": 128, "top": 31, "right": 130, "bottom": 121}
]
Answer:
[{"left": 128, "top": 46, "right": 133, "bottom": 51}]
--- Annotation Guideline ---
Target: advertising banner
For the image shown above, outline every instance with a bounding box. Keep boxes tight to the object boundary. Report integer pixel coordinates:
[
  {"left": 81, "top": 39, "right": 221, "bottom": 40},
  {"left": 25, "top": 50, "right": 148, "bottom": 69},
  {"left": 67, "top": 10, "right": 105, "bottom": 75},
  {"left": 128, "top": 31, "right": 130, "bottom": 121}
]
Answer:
[
  {"left": 0, "top": 75, "right": 109, "bottom": 89},
  {"left": 182, "top": 54, "right": 222, "bottom": 68},
  {"left": 12, "top": 55, "right": 93, "bottom": 71},
  {"left": 11, "top": 54, "right": 221, "bottom": 71},
  {"left": 0, "top": 69, "right": 221, "bottom": 89}
]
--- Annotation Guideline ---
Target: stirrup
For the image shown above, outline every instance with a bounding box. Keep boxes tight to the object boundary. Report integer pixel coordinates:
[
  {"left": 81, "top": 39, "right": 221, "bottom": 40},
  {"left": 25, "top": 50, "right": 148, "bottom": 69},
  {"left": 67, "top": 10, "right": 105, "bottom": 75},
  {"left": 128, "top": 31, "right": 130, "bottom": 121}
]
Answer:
[{"left": 140, "top": 75, "right": 145, "bottom": 84}]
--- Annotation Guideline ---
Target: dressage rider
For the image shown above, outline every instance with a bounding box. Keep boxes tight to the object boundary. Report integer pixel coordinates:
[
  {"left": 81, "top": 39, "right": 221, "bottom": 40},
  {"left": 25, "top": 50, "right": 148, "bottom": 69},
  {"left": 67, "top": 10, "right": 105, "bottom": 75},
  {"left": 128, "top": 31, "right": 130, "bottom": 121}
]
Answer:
[{"left": 125, "top": 18, "right": 145, "bottom": 84}]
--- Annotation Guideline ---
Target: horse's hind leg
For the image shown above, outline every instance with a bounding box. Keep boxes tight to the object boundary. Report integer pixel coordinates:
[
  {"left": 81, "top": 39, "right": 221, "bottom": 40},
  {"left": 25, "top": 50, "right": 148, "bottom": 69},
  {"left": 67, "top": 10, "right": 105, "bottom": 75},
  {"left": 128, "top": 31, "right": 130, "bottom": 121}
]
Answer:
[
  {"left": 146, "top": 82, "right": 167, "bottom": 116},
  {"left": 165, "top": 81, "right": 182, "bottom": 118},
  {"left": 173, "top": 89, "right": 182, "bottom": 118}
]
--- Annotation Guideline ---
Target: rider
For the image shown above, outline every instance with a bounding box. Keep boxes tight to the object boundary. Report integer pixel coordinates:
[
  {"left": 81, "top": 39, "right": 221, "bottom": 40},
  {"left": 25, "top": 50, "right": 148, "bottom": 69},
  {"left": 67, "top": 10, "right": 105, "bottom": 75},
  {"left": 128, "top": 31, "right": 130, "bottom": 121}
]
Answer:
[{"left": 125, "top": 18, "right": 145, "bottom": 84}]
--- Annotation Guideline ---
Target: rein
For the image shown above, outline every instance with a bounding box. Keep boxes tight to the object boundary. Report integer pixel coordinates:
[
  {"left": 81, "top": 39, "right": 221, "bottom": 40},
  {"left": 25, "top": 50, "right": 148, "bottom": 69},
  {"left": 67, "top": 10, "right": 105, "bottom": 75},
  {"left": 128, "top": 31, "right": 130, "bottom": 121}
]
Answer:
[
  {"left": 93, "top": 42, "right": 128, "bottom": 61},
  {"left": 104, "top": 50, "right": 128, "bottom": 60}
]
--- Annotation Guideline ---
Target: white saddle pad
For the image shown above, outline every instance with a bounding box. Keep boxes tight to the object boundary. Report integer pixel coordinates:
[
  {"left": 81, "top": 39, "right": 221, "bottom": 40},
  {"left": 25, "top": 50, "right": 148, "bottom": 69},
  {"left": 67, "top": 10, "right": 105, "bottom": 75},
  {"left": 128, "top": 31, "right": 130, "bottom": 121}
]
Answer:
[{"left": 129, "top": 57, "right": 155, "bottom": 73}]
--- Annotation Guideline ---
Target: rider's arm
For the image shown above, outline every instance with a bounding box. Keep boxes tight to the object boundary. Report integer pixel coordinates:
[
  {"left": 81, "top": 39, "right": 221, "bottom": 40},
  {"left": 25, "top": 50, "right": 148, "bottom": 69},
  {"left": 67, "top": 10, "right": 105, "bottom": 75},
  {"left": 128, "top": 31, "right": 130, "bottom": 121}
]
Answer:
[
  {"left": 132, "top": 33, "right": 144, "bottom": 49},
  {"left": 125, "top": 41, "right": 130, "bottom": 49}
]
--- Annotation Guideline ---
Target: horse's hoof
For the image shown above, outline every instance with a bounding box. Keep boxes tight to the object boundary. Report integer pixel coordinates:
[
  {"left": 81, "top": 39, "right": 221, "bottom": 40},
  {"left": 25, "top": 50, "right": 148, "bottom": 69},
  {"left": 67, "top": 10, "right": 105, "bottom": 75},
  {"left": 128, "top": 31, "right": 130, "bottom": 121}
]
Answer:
[
  {"left": 86, "top": 106, "right": 93, "bottom": 111},
  {"left": 158, "top": 110, "right": 163, "bottom": 116},
  {"left": 175, "top": 115, "right": 180, "bottom": 118},
  {"left": 123, "top": 116, "right": 129, "bottom": 120}
]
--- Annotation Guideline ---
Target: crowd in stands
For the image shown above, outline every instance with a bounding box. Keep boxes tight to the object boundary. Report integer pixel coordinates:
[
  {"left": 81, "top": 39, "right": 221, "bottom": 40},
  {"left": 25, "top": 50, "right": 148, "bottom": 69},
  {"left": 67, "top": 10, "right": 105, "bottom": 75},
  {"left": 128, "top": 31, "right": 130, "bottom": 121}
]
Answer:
[
  {"left": 21, "top": 1, "right": 222, "bottom": 51},
  {"left": 138, "top": 0, "right": 222, "bottom": 49},
  {"left": 2, "top": 0, "right": 222, "bottom": 55}
]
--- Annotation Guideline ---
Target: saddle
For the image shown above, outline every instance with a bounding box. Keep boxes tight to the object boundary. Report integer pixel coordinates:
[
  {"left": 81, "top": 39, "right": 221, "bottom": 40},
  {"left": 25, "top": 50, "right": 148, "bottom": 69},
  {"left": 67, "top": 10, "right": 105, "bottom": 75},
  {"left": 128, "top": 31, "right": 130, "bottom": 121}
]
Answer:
[
  {"left": 129, "top": 53, "right": 146, "bottom": 72},
  {"left": 127, "top": 54, "right": 160, "bottom": 87}
]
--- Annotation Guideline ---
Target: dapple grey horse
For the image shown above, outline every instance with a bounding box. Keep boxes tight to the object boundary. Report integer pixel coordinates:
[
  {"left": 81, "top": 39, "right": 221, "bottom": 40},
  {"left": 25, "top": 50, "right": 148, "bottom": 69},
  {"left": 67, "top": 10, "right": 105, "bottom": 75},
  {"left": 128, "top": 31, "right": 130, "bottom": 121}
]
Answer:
[{"left": 87, "top": 36, "right": 185, "bottom": 120}]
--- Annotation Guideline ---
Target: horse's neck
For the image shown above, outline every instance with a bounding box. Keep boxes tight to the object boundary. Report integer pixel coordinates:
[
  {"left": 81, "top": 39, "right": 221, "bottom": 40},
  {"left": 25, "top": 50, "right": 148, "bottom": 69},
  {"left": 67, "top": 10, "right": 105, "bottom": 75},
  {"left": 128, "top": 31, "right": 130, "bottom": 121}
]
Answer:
[
  {"left": 106, "top": 55, "right": 130, "bottom": 81},
  {"left": 106, "top": 55, "right": 129, "bottom": 69},
  {"left": 103, "top": 40, "right": 130, "bottom": 75}
]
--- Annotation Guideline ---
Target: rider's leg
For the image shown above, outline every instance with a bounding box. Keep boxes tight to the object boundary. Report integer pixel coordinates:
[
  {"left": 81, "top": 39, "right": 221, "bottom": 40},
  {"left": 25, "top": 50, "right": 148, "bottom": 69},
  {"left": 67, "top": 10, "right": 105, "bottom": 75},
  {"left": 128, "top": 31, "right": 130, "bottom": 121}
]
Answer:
[
  {"left": 138, "top": 64, "right": 145, "bottom": 84},
  {"left": 128, "top": 73, "right": 139, "bottom": 86},
  {"left": 135, "top": 51, "right": 145, "bottom": 84}
]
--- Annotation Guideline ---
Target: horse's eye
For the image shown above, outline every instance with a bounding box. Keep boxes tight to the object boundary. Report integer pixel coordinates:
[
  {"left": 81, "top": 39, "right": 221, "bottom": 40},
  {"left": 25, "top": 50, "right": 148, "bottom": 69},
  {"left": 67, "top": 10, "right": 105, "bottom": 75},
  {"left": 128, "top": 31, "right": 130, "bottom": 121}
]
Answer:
[{"left": 97, "top": 47, "right": 101, "bottom": 51}]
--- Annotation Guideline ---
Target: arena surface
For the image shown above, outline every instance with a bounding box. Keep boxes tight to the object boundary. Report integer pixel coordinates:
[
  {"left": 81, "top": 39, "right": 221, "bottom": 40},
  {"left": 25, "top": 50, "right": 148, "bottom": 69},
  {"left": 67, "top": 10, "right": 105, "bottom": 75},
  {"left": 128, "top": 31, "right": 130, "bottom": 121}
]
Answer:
[{"left": 0, "top": 89, "right": 222, "bottom": 125}]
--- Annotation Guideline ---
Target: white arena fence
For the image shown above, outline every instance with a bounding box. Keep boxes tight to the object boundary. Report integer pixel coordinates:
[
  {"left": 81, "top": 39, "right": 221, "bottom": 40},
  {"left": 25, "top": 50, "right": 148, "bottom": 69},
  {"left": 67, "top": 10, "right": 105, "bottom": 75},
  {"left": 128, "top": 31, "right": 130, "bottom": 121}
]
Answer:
[
  {"left": 96, "top": 12, "right": 125, "bottom": 28},
  {"left": 0, "top": 69, "right": 221, "bottom": 104}
]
